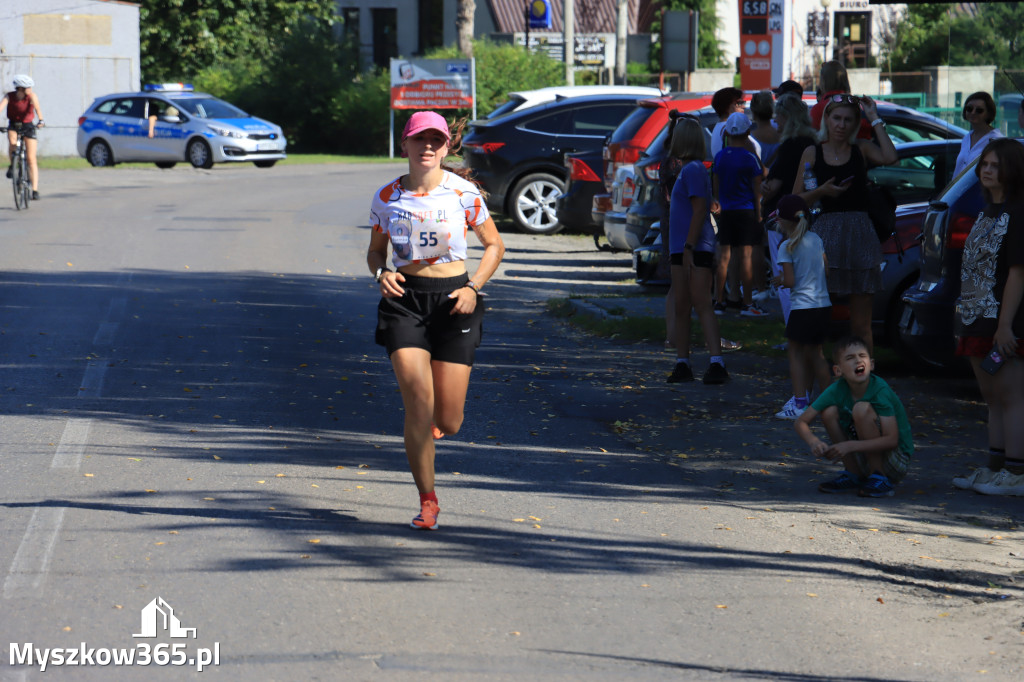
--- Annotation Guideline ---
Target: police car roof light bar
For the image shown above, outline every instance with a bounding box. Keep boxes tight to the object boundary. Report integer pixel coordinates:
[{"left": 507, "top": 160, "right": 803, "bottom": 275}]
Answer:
[{"left": 143, "top": 83, "right": 195, "bottom": 92}]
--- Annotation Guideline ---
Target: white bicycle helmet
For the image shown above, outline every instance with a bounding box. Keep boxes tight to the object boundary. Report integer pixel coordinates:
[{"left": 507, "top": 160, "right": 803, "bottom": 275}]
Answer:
[{"left": 12, "top": 75, "right": 34, "bottom": 89}]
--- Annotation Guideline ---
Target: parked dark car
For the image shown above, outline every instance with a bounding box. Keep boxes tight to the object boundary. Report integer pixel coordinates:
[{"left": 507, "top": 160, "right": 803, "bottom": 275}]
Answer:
[
  {"left": 555, "top": 148, "right": 605, "bottom": 238},
  {"left": 461, "top": 93, "right": 647, "bottom": 234},
  {"left": 900, "top": 156, "right": 989, "bottom": 366}
]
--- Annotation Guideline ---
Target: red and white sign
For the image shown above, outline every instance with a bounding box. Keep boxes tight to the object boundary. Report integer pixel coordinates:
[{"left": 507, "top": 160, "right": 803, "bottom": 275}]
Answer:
[
  {"left": 738, "top": 0, "right": 772, "bottom": 90},
  {"left": 390, "top": 59, "right": 473, "bottom": 110}
]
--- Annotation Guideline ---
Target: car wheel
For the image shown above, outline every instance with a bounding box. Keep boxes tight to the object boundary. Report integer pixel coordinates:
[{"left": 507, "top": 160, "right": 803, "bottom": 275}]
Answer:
[
  {"left": 509, "top": 173, "right": 564, "bottom": 235},
  {"left": 86, "top": 140, "right": 114, "bottom": 167},
  {"left": 155, "top": 162, "right": 177, "bottom": 169},
  {"left": 887, "top": 278, "right": 925, "bottom": 366},
  {"left": 253, "top": 160, "right": 277, "bottom": 168},
  {"left": 187, "top": 139, "right": 214, "bottom": 169}
]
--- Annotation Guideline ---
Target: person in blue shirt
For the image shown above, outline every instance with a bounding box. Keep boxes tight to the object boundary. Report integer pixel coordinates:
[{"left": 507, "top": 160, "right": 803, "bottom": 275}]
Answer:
[
  {"left": 713, "top": 112, "right": 765, "bottom": 317},
  {"left": 665, "top": 116, "right": 728, "bottom": 385}
]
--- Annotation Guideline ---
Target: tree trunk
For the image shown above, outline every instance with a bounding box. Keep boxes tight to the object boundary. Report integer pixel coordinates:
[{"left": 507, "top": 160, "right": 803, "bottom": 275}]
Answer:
[{"left": 457, "top": 0, "right": 475, "bottom": 58}]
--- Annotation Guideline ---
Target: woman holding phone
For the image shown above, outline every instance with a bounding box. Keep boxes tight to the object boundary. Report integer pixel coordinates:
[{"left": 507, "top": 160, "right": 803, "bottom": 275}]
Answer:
[
  {"left": 793, "top": 94, "right": 896, "bottom": 352},
  {"left": 952, "top": 138, "right": 1024, "bottom": 496}
]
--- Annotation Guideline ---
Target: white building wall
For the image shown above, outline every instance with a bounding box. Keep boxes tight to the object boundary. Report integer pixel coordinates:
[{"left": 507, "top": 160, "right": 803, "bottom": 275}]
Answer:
[{"left": 0, "top": 0, "right": 140, "bottom": 156}]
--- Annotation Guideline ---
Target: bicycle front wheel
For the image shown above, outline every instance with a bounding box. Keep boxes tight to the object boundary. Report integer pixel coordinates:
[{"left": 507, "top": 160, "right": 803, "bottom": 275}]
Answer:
[{"left": 13, "top": 153, "right": 29, "bottom": 210}]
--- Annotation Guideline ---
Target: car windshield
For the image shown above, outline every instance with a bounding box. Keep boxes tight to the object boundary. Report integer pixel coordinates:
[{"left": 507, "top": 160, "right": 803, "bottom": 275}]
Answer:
[{"left": 170, "top": 97, "right": 248, "bottom": 119}]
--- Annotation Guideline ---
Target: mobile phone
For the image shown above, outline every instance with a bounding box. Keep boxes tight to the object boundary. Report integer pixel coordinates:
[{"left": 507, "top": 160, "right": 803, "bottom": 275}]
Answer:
[
  {"left": 840, "top": 175, "right": 855, "bottom": 185},
  {"left": 981, "top": 349, "right": 1006, "bottom": 375}
]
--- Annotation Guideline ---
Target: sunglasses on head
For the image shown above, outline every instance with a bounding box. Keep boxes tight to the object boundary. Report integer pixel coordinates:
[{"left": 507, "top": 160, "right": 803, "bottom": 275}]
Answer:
[{"left": 828, "top": 94, "right": 860, "bottom": 106}]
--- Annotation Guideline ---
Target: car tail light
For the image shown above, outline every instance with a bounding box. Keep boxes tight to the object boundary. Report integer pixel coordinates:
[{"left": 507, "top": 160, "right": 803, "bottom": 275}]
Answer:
[
  {"left": 605, "top": 146, "right": 642, "bottom": 186},
  {"left": 464, "top": 142, "right": 505, "bottom": 154},
  {"left": 77, "top": 116, "right": 87, "bottom": 126},
  {"left": 592, "top": 194, "right": 612, "bottom": 215},
  {"left": 621, "top": 177, "right": 635, "bottom": 206},
  {"left": 642, "top": 161, "right": 662, "bottom": 181},
  {"left": 568, "top": 157, "right": 601, "bottom": 182},
  {"left": 947, "top": 211, "right": 975, "bottom": 250}
]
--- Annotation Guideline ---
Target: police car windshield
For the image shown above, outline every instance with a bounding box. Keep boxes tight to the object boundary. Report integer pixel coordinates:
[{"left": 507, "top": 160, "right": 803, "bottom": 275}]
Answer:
[{"left": 170, "top": 97, "right": 247, "bottom": 119}]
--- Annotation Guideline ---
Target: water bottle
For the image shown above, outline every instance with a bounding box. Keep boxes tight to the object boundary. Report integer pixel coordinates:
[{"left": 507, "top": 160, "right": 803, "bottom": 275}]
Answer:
[
  {"left": 803, "top": 161, "right": 821, "bottom": 216},
  {"left": 802, "top": 162, "right": 817, "bottom": 191}
]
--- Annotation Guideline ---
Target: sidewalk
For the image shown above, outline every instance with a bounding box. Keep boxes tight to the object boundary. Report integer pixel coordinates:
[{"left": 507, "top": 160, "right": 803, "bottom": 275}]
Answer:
[{"left": 564, "top": 287, "right": 1023, "bottom": 601}]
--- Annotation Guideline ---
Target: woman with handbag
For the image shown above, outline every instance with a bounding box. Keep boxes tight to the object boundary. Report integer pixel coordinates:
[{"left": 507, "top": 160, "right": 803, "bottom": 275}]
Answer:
[{"left": 792, "top": 94, "right": 897, "bottom": 352}]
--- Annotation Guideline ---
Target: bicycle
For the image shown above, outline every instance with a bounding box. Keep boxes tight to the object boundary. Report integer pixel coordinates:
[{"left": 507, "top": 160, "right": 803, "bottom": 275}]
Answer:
[{"left": 2, "top": 123, "right": 33, "bottom": 210}]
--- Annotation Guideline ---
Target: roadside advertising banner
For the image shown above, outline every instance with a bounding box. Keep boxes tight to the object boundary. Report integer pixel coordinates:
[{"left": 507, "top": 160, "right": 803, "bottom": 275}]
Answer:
[{"left": 389, "top": 58, "right": 474, "bottom": 110}]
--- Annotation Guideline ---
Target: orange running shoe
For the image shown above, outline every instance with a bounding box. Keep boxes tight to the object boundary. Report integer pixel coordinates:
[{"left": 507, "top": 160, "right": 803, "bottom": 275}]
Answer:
[
  {"left": 411, "top": 499, "right": 440, "bottom": 530},
  {"left": 431, "top": 423, "right": 444, "bottom": 439}
]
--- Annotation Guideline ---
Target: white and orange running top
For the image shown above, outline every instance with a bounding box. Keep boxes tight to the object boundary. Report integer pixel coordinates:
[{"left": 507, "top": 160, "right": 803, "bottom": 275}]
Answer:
[{"left": 369, "top": 171, "right": 489, "bottom": 269}]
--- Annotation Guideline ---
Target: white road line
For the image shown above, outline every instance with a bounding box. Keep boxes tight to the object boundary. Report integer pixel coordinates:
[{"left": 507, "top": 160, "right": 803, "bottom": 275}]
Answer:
[
  {"left": 107, "top": 296, "right": 127, "bottom": 319},
  {"left": 78, "top": 360, "right": 107, "bottom": 398},
  {"left": 50, "top": 418, "right": 92, "bottom": 470},
  {"left": 92, "top": 321, "right": 119, "bottom": 346},
  {"left": 3, "top": 507, "right": 66, "bottom": 599}
]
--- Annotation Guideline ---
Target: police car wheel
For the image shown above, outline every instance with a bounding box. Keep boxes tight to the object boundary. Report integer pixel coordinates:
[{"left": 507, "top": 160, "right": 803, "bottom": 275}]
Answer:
[
  {"left": 187, "top": 139, "right": 214, "bottom": 169},
  {"left": 86, "top": 140, "right": 114, "bottom": 167}
]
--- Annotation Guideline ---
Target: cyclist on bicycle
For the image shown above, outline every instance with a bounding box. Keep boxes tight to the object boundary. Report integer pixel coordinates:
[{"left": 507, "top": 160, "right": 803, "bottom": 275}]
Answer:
[{"left": 1, "top": 75, "right": 44, "bottom": 200}]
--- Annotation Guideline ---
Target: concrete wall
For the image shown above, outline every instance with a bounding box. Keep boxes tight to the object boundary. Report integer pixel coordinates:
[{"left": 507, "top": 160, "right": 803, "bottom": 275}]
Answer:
[
  {"left": 0, "top": 1, "right": 140, "bottom": 156},
  {"left": 688, "top": 69, "right": 735, "bottom": 93},
  {"left": 925, "top": 65, "right": 997, "bottom": 109},
  {"left": 847, "top": 68, "right": 881, "bottom": 97}
]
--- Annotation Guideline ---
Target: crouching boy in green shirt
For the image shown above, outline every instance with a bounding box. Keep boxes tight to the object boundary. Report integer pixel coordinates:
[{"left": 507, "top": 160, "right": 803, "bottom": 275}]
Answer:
[{"left": 794, "top": 336, "right": 914, "bottom": 498}]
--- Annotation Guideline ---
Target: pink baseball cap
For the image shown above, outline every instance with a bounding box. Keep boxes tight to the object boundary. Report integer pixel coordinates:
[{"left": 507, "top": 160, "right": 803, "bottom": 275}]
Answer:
[{"left": 401, "top": 111, "right": 451, "bottom": 157}]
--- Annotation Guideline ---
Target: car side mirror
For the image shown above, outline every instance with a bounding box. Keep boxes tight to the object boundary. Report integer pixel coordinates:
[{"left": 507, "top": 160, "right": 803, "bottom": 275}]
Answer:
[{"left": 162, "top": 115, "right": 181, "bottom": 124}]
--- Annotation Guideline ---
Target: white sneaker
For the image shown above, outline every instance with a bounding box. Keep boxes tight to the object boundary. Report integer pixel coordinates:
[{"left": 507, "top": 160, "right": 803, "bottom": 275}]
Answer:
[
  {"left": 972, "top": 469, "right": 1024, "bottom": 496},
  {"left": 752, "top": 286, "right": 778, "bottom": 302},
  {"left": 952, "top": 467, "right": 998, "bottom": 490},
  {"left": 775, "top": 397, "right": 805, "bottom": 420}
]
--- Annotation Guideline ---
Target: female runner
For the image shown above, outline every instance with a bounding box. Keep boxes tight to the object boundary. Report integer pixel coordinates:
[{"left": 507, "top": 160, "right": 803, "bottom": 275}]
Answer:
[{"left": 367, "top": 111, "right": 505, "bottom": 529}]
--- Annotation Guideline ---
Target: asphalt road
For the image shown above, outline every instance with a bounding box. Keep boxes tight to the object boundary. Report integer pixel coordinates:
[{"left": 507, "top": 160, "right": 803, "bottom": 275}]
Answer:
[{"left": 0, "top": 164, "right": 1020, "bottom": 681}]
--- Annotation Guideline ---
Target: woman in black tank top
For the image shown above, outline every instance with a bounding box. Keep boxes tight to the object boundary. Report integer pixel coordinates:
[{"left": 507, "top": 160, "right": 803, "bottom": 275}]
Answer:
[{"left": 791, "top": 94, "right": 897, "bottom": 351}]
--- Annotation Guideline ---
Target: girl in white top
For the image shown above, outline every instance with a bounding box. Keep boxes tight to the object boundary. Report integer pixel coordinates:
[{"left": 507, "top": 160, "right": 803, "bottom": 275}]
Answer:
[
  {"left": 773, "top": 195, "right": 834, "bottom": 419},
  {"left": 953, "top": 91, "right": 1002, "bottom": 178},
  {"left": 367, "top": 111, "right": 505, "bottom": 530}
]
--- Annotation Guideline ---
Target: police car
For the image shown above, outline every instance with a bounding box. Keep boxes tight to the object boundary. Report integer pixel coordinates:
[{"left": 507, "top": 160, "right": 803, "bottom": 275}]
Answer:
[{"left": 76, "top": 84, "right": 286, "bottom": 169}]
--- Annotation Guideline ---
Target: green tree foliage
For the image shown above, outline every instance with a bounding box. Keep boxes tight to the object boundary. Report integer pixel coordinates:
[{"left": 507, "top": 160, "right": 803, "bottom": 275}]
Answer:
[
  {"left": 192, "top": 14, "right": 353, "bottom": 152},
  {"left": 426, "top": 39, "right": 565, "bottom": 117},
  {"left": 139, "top": 0, "right": 338, "bottom": 82},
  {"left": 882, "top": 3, "right": 1024, "bottom": 72},
  {"left": 649, "top": 0, "right": 729, "bottom": 71}
]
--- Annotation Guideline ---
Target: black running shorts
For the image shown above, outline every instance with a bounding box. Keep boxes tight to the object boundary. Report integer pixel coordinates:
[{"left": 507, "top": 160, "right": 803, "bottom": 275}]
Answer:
[
  {"left": 716, "top": 209, "right": 762, "bottom": 247},
  {"left": 375, "top": 273, "right": 484, "bottom": 366}
]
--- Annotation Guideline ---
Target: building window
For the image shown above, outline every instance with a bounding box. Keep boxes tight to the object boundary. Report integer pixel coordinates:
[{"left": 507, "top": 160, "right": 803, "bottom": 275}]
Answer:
[
  {"left": 372, "top": 8, "right": 397, "bottom": 68},
  {"left": 418, "top": 0, "right": 443, "bottom": 55}
]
